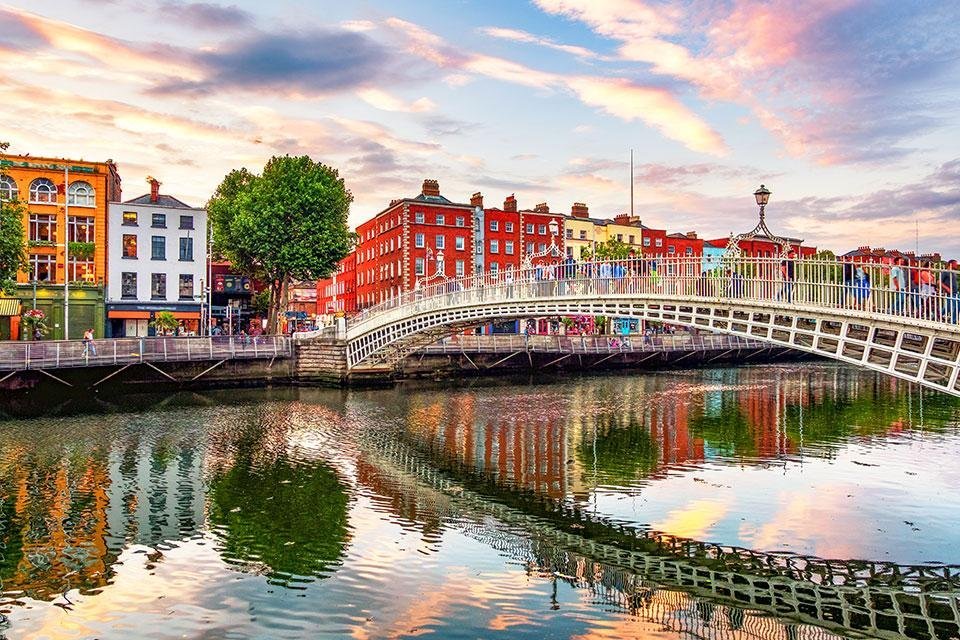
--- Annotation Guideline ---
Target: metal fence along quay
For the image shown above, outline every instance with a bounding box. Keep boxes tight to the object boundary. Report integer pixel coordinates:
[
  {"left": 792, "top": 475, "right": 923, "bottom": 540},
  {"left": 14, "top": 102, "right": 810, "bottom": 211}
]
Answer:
[
  {"left": 336, "top": 255, "right": 960, "bottom": 395},
  {"left": 0, "top": 335, "right": 292, "bottom": 372}
]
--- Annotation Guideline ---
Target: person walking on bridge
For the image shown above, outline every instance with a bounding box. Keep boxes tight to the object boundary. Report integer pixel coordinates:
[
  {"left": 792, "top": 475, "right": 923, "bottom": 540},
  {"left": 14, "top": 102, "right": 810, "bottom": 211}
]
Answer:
[{"left": 81, "top": 328, "right": 96, "bottom": 358}]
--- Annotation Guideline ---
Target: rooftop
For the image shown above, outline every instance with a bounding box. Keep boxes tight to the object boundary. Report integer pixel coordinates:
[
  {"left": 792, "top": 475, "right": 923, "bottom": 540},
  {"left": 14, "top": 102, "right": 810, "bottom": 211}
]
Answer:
[{"left": 124, "top": 193, "right": 199, "bottom": 209}]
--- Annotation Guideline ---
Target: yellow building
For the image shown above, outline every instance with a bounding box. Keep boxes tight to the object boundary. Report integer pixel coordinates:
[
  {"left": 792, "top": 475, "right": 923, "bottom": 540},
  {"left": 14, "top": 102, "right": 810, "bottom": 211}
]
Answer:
[
  {"left": 0, "top": 154, "right": 121, "bottom": 338},
  {"left": 563, "top": 204, "right": 644, "bottom": 258}
]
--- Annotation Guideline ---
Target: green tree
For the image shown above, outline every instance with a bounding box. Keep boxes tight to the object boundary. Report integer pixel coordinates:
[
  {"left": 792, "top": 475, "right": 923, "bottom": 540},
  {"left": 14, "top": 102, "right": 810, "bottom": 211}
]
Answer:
[
  {"left": 581, "top": 238, "right": 631, "bottom": 260},
  {"left": 151, "top": 310, "right": 179, "bottom": 334},
  {"left": 0, "top": 141, "right": 27, "bottom": 294},
  {"left": 208, "top": 156, "right": 352, "bottom": 333}
]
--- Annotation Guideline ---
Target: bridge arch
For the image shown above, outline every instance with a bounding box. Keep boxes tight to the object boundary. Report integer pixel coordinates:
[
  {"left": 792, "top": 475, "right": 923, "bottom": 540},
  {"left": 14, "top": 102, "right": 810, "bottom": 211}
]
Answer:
[{"left": 343, "top": 257, "right": 960, "bottom": 397}]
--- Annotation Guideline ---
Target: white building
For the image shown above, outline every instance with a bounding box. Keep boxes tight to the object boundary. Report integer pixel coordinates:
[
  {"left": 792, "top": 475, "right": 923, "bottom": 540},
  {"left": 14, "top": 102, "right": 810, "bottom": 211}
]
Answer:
[{"left": 106, "top": 177, "right": 207, "bottom": 337}]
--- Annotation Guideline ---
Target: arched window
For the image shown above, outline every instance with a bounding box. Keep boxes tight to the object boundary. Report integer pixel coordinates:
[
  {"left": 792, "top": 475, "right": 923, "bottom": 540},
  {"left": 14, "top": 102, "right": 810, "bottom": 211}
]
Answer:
[
  {"left": 68, "top": 181, "right": 95, "bottom": 207},
  {"left": 0, "top": 175, "right": 17, "bottom": 201},
  {"left": 29, "top": 178, "right": 58, "bottom": 204}
]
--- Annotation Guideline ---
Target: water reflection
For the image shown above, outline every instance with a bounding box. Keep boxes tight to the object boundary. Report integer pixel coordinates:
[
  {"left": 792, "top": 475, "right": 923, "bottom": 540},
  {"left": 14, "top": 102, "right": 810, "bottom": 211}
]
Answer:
[{"left": 1, "top": 365, "right": 959, "bottom": 640}]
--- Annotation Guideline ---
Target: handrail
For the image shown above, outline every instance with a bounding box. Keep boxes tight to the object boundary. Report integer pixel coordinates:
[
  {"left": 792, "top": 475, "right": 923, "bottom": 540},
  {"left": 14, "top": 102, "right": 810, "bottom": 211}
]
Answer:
[{"left": 347, "top": 255, "right": 960, "bottom": 339}]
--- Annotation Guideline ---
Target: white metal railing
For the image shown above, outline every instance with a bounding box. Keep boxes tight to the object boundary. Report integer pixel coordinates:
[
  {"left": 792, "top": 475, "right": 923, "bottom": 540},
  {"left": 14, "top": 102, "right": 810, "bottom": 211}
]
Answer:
[
  {"left": 0, "top": 335, "right": 292, "bottom": 371},
  {"left": 419, "top": 333, "right": 764, "bottom": 354},
  {"left": 348, "top": 255, "right": 960, "bottom": 338}
]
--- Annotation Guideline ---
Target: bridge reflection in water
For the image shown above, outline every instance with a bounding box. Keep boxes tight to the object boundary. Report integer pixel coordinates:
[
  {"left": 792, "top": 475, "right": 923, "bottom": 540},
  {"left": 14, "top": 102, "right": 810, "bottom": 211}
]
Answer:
[{"left": 1, "top": 368, "right": 959, "bottom": 639}]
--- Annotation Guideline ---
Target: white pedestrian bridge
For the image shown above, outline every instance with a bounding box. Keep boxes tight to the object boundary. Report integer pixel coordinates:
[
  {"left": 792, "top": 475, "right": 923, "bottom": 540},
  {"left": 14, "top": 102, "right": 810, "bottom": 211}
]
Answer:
[{"left": 340, "top": 256, "right": 960, "bottom": 397}]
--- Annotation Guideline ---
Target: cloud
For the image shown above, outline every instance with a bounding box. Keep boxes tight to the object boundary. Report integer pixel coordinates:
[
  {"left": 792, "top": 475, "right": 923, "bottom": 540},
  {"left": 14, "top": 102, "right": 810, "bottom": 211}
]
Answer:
[
  {"left": 357, "top": 88, "right": 435, "bottom": 113},
  {"left": 477, "top": 26, "right": 604, "bottom": 60},
  {"left": 386, "top": 17, "right": 726, "bottom": 155},
  {"left": 157, "top": 1, "right": 253, "bottom": 29},
  {"left": 0, "top": 9, "right": 43, "bottom": 51},
  {"left": 153, "top": 29, "right": 390, "bottom": 96}
]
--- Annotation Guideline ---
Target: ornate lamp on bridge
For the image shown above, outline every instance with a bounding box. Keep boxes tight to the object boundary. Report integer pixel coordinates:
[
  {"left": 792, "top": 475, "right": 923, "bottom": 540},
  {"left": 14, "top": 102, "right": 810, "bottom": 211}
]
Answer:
[
  {"left": 521, "top": 218, "right": 560, "bottom": 269},
  {"left": 415, "top": 247, "right": 449, "bottom": 290},
  {"left": 724, "top": 184, "right": 793, "bottom": 259}
]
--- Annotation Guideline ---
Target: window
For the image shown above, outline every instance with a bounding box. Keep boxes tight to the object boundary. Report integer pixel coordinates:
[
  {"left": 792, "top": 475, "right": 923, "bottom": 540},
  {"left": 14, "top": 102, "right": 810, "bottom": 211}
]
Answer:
[
  {"left": 122, "top": 211, "right": 138, "bottom": 226},
  {"left": 436, "top": 214, "right": 445, "bottom": 225},
  {"left": 456, "top": 216, "right": 464, "bottom": 227},
  {"left": 122, "top": 234, "right": 137, "bottom": 258},
  {"left": 151, "top": 236, "right": 165, "bottom": 260},
  {"left": 579, "top": 230, "right": 587, "bottom": 240},
  {"left": 526, "top": 224, "right": 534, "bottom": 234},
  {"left": 538, "top": 224, "right": 546, "bottom": 235},
  {"left": 628, "top": 235, "right": 635, "bottom": 244},
  {"left": 415, "top": 211, "right": 424, "bottom": 223},
  {"left": 179, "top": 274, "right": 194, "bottom": 299},
  {"left": 29, "top": 178, "right": 57, "bottom": 204},
  {"left": 415, "top": 233, "right": 424, "bottom": 248},
  {"left": 565, "top": 229, "right": 573, "bottom": 239},
  {"left": 505, "top": 222, "right": 514, "bottom": 233},
  {"left": 67, "top": 181, "right": 95, "bottom": 207},
  {"left": 29, "top": 254, "right": 56, "bottom": 282},
  {"left": 152, "top": 213, "right": 166, "bottom": 228},
  {"left": 151, "top": 273, "right": 166, "bottom": 300},
  {"left": 179, "top": 237, "right": 193, "bottom": 261},
  {"left": 455, "top": 260, "right": 465, "bottom": 277},
  {"left": 490, "top": 262, "right": 499, "bottom": 274},
  {"left": 566, "top": 246, "right": 574, "bottom": 257},
  {"left": 68, "top": 258, "right": 95, "bottom": 282},
  {"left": 179, "top": 215, "right": 194, "bottom": 230},
  {"left": 685, "top": 246, "right": 694, "bottom": 255},
  {"left": 68, "top": 216, "right": 95, "bottom": 242},
  {"left": 505, "top": 241, "right": 514, "bottom": 255},
  {"left": 120, "top": 271, "right": 137, "bottom": 300},
  {"left": 668, "top": 245, "right": 676, "bottom": 254},
  {"left": 489, "top": 239, "right": 499, "bottom": 254},
  {"left": 435, "top": 235, "right": 445, "bottom": 249},
  {"left": 655, "top": 238, "right": 663, "bottom": 247},
  {"left": 28, "top": 214, "right": 56, "bottom": 242},
  {"left": 0, "top": 175, "right": 18, "bottom": 201},
  {"left": 490, "top": 220, "right": 499, "bottom": 231},
  {"left": 616, "top": 234, "right": 623, "bottom": 242},
  {"left": 643, "top": 237, "right": 651, "bottom": 247},
  {"left": 455, "top": 236, "right": 465, "bottom": 251},
  {"left": 526, "top": 242, "right": 533, "bottom": 253},
  {"left": 538, "top": 243, "right": 546, "bottom": 252}
]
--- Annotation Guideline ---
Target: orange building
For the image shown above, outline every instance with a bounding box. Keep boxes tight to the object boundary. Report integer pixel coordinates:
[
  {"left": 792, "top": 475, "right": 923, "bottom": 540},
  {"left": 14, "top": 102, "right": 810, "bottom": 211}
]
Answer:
[{"left": 0, "top": 153, "right": 121, "bottom": 339}]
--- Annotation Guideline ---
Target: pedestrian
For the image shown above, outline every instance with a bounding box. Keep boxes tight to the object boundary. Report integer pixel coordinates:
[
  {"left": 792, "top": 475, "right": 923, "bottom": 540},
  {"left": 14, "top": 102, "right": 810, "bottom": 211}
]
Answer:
[
  {"left": 779, "top": 250, "right": 796, "bottom": 303},
  {"left": 853, "top": 265, "right": 871, "bottom": 310},
  {"left": 33, "top": 327, "right": 42, "bottom": 341},
  {"left": 889, "top": 257, "right": 908, "bottom": 316},
  {"left": 81, "top": 328, "right": 97, "bottom": 357},
  {"left": 939, "top": 259, "right": 959, "bottom": 323}
]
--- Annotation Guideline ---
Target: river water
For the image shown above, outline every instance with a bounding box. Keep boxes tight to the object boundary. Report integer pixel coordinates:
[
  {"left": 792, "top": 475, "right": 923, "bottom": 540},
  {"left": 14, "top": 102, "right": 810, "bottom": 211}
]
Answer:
[{"left": 2, "top": 363, "right": 960, "bottom": 639}]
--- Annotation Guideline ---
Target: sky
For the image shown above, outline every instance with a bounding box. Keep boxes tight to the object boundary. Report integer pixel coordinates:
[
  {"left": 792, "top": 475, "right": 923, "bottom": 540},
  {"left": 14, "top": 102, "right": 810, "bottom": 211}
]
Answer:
[{"left": 1, "top": 0, "right": 959, "bottom": 254}]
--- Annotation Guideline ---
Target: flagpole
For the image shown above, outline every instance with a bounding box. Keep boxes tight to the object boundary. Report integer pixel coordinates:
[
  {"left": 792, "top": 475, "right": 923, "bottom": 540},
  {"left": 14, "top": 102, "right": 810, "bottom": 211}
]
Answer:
[{"left": 63, "top": 165, "right": 70, "bottom": 340}]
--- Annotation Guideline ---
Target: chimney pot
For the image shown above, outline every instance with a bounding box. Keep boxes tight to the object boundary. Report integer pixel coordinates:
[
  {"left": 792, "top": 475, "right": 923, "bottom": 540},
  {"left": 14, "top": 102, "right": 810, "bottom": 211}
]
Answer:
[
  {"left": 503, "top": 194, "right": 517, "bottom": 213},
  {"left": 147, "top": 176, "right": 160, "bottom": 203},
  {"left": 421, "top": 179, "right": 440, "bottom": 197},
  {"left": 534, "top": 202, "right": 549, "bottom": 213},
  {"left": 470, "top": 192, "right": 483, "bottom": 207},
  {"left": 686, "top": 231, "right": 697, "bottom": 239},
  {"left": 571, "top": 202, "right": 589, "bottom": 218}
]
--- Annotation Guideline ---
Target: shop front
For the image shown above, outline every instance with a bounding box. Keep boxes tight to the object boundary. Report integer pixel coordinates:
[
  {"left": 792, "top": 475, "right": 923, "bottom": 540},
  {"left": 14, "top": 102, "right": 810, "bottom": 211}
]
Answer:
[
  {"left": 106, "top": 303, "right": 201, "bottom": 337},
  {"left": 14, "top": 284, "right": 104, "bottom": 340}
]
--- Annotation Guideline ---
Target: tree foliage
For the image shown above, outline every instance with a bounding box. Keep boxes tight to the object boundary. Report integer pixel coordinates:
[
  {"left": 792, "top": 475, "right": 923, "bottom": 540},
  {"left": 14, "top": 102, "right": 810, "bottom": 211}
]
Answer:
[
  {"left": 581, "top": 238, "right": 632, "bottom": 260},
  {"left": 150, "top": 310, "right": 179, "bottom": 334},
  {"left": 208, "top": 156, "right": 352, "bottom": 332}
]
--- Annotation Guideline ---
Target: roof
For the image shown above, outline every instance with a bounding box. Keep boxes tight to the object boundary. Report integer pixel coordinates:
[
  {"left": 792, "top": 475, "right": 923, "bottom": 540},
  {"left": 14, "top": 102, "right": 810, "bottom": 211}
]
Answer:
[
  {"left": 412, "top": 193, "right": 453, "bottom": 204},
  {"left": 124, "top": 193, "right": 199, "bottom": 209}
]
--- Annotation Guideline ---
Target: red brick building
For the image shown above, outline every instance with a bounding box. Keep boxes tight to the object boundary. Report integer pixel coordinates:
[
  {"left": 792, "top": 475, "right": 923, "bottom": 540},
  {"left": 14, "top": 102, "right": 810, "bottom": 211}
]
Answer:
[
  {"left": 519, "top": 202, "right": 566, "bottom": 267},
  {"left": 355, "top": 180, "right": 474, "bottom": 309},
  {"left": 315, "top": 250, "right": 356, "bottom": 315}
]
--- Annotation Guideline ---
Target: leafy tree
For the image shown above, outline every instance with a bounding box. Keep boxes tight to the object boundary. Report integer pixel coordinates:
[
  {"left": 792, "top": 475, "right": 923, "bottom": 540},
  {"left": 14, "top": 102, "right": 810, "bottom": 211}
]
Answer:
[
  {"left": 0, "top": 142, "right": 27, "bottom": 294},
  {"left": 581, "top": 238, "right": 631, "bottom": 260},
  {"left": 208, "top": 156, "right": 352, "bottom": 333},
  {"left": 150, "top": 310, "right": 179, "bottom": 334}
]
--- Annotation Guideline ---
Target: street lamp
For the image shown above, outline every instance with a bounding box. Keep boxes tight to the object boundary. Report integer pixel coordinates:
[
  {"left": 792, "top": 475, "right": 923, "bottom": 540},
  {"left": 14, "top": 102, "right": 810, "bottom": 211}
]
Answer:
[
  {"left": 724, "top": 184, "right": 790, "bottom": 258},
  {"left": 754, "top": 184, "right": 771, "bottom": 221}
]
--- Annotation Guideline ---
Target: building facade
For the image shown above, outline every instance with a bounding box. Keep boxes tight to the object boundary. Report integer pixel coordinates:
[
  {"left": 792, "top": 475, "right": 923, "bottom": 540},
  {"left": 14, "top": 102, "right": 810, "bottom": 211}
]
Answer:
[
  {"left": 106, "top": 178, "right": 207, "bottom": 336},
  {"left": 315, "top": 250, "right": 357, "bottom": 316},
  {"left": 0, "top": 153, "right": 120, "bottom": 339}
]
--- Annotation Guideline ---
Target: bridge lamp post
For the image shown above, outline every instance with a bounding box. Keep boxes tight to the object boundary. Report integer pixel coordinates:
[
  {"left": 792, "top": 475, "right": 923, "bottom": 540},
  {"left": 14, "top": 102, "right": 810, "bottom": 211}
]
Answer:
[{"left": 754, "top": 184, "right": 771, "bottom": 222}]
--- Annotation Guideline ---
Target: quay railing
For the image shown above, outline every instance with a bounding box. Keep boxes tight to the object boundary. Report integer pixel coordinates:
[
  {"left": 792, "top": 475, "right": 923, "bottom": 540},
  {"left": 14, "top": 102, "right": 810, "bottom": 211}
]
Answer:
[
  {"left": 419, "top": 333, "right": 765, "bottom": 355},
  {"left": 0, "top": 335, "right": 293, "bottom": 371},
  {"left": 348, "top": 255, "right": 960, "bottom": 337}
]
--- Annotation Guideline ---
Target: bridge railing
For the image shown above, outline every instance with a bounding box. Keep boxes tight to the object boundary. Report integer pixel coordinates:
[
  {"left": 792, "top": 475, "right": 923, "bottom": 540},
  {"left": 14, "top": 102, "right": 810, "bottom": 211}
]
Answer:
[
  {"left": 420, "top": 333, "right": 764, "bottom": 354},
  {"left": 0, "top": 335, "right": 292, "bottom": 371},
  {"left": 349, "top": 255, "right": 960, "bottom": 336}
]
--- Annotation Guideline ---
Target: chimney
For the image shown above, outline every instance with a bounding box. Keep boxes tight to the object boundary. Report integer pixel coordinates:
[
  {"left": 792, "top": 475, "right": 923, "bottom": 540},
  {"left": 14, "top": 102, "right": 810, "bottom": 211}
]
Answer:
[
  {"left": 571, "top": 202, "right": 589, "bottom": 218},
  {"left": 686, "top": 231, "right": 697, "bottom": 239},
  {"left": 533, "top": 202, "right": 549, "bottom": 213},
  {"left": 147, "top": 176, "right": 160, "bottom": 203},
  {"left": 504, "top": 194, "right": 517, "bottom": 213},
  {"left": 470, "top": 192, "right": 483, "bottom": 208},
  {"left": 614, "top": 213, "right": 629, "bottom": 225},
  {"left": 421, "top": 179, "right": 440, "bottom": 197}
]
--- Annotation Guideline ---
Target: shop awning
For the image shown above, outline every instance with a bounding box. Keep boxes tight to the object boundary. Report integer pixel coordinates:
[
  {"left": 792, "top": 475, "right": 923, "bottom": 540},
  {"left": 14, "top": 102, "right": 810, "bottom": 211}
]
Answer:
[
  {"left": 0, "top": 298, "right": 22, "bottom": 316},
  {"left": 108, "top": 310, "right": 200, "bottom": 320}
]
